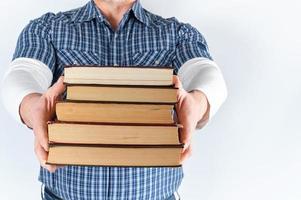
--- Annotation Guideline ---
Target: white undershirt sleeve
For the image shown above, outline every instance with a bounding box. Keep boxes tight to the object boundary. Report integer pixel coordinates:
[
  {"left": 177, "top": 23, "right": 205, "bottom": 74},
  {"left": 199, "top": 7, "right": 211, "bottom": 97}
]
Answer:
[
  {"left": 1, "top": 57, "right": 53, "bottom": 126},
  {"left": 177, "top": 57, "right": 228, "bottom": 129}
]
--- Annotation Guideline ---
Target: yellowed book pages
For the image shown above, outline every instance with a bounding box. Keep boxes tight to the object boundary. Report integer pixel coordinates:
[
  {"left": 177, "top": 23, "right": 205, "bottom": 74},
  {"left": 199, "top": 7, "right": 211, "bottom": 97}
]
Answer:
[
  {"left": 64, "top": 67, "right": 173, "bottom": 86},
  {"left": 47, "top": 145, "right": 183, "bottom": 167},
  {"left": 56, "top": 102, "right": 175, "bottom": 124},
  {"left": 66, "top": 85, "right": 177, "bottom": 103},
  {"left": 48, "top": 122, "right": 180, "bottom": 145}
]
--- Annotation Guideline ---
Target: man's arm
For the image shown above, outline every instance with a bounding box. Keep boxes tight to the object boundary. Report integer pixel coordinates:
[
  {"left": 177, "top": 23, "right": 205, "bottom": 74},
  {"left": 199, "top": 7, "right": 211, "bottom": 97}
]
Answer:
[
  {"left": 1, "top": 13, "right": 63, "bottom": 172},
  {"left": 174, "top": 74, "right": 217, "bottom": 163},
  {"left": 20, "top": 76, "right": 65, "bottom": 173},
  {"left": 174, "top": 57, "right": 228, "bottom": 164},
  {"left": 172, "top": 22, "right": 228, "bottom": 162},
  {"left": 1, "top": 58, "right": 65, "bottom": 173}
]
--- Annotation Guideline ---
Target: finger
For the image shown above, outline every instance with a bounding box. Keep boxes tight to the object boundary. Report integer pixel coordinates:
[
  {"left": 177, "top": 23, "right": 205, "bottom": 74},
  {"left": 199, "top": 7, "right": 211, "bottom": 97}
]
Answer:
[
  {"left": 175, "top": 96, "right": 186, "bottom": 115},
  {"left": 173, "top": 75, "right": 186, "bottom": 106},
  {"left": 179, "top": 126, "right": 192, "bottom": 150},
  {"left": 46, "top": 164, "right": 59, "bottom": 173},
  {"left": 52, "top": 76, "right": 66, "bottom": 94},
  {"left": 172, "top": 75, "right": 182, "bottom": 89},
  {"left": 178, "top": 118, "right": 193, "bottom": 149},
  {"left": 34, "top": 139, "right": 55, "bottom": 172},
  {"left": 34, "top": 139, "right": 59, "bottom": 173},
  {"left": 47, "top": 76, "right": 66, "bottom": 99},
  {"left": 34, "top": 138, "right": 48, "bottom": 164},
  {"left": 33, "top": 116, "right": 49, "bottom": 152},
  {"left": 35, "top": 127, "right": 49, "bottom": 152},
  {"left": 180, "top": 144, "right": 192, "bottom": 163},
  {"left": 32, "top": 108, "right": 49, "bottom": 152},
  {"left": 44, "top": 76, "right": 66, "bottom": 111}
]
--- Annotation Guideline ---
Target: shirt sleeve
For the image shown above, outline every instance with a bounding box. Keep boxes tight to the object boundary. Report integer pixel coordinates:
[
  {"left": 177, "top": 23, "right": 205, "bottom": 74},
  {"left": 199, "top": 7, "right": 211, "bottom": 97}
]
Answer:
[
  {"left": 172, "top": 22, "right": 212, "bottom": 73},
  {"left": 1, "top": 58, "right": 53, "bottom": 126},
  {"left": 12, "top": 13, "right": 56, "bottom": 73}
]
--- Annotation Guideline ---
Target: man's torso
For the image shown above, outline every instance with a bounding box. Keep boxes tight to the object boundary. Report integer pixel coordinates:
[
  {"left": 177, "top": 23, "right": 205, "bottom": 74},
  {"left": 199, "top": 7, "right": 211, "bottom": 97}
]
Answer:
[{"left": 25, "top": 1, "right": 184, "bottom": 199}]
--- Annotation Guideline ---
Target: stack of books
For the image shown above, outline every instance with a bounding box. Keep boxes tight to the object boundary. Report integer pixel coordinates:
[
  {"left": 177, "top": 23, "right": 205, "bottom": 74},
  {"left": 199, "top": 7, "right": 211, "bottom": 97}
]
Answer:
[{"left": 46, "top": 66, "right": 183, "bottom": 167}]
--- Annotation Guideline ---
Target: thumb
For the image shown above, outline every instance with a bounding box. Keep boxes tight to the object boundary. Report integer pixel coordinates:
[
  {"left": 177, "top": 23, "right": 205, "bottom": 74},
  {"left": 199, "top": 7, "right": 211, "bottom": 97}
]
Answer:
[
  {"left": 51, "top": 76, "right": 66, "bottom": 95},
  {"left": 173, "top": 75, "right": 186, "bottom": 102},
  {"left": 172, "top": 75, "right": 183, "bottom": 89},
  {"left": 46, "top": 76, "right": 66, "bottom": 100}
]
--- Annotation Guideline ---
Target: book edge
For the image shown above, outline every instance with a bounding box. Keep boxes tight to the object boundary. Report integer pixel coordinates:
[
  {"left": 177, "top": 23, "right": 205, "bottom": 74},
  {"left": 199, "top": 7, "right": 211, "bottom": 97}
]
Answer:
[
  {"left": 48, "top": 120, "right": 181, "bottom": 127},
  {"left": 56, "top": 99, "right": 178, "bottom": 105},
  {"left": 45, "top": 161, "right": 182, "bottom": 168},
  {"left": 48, "top": 143, "right": 184, "bottom": 148},
  {"left": 64, "top": 65, "right": 174, "bottom": 69},
  {"left": 65, "top": 83, "right": 178, "bottom": 89},
  {"left": 64, "top": 99, "right": 179, "bottom": 105}
]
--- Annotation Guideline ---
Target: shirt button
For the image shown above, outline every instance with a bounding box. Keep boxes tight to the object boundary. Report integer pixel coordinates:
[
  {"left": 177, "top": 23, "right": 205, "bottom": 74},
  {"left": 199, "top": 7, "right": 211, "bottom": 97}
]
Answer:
[
  {"left": 114, "top": 63, "right": 118, "bottom": 66},
  {"left": 155, "top": 60, "right": 160, "bottom": 65}
]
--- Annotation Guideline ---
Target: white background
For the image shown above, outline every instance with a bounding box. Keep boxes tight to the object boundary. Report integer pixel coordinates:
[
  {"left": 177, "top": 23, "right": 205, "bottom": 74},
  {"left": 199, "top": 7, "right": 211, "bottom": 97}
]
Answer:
[{"left": 0, "top": 0, "right": 300, "bottom": 199}]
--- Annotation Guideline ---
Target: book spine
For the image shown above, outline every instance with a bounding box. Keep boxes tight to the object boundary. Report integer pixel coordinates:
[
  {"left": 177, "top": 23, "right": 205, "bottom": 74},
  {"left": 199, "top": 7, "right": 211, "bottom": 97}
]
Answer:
[
  {"left": 63, "top": 99, "right": 178, "bottom": 105},
  {"left": 47, "top": 119, "right": 182, "bottom": 127},
  {"left": 49, "top": 143, "right": 184, "bottom": 148},
  {"left": 65, "top": 83, "right": 178, "bottom": 88},
  {"left": 64, "top": 65, "right": 174, "bottom": 69},
  {"left": 45, "top": 162, "right": 182, "bottom": 168}
]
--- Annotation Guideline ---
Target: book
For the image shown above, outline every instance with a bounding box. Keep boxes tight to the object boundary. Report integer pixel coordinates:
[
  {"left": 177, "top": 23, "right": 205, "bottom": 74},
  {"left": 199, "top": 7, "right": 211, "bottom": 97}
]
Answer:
[
  {"left": 48, "top": 121, "right": 181, "bottom": 145},
  {"left": 47, "top": 65, "right": 182, "bottom": 167},
  {"left": 64, "top": 66, "right": 174, "bottom": 86},
  {"left": 55, "top": 101, "right": 176, "bottom": 124},
  {"left": 46, "top": 144, "right": 183, "bottom": 167},
  {"left": 66, "top": 84, "right": 178, "bottom": 103}
]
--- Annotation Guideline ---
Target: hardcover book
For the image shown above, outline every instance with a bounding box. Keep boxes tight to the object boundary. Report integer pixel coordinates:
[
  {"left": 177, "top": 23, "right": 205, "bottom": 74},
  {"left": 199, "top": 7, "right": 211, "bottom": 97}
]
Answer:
[
  {"left": 66, "top": 84, "right": 178, "bottom": 103},
  {"left": 48, "top": 121, "right": 181, "bottom": 145},
  {"left": 47, "top": 144, "right": 183, "bottom": 167},
  {"left": 64, "top": 66, "right": 174, "bottom": 86},
  {"left": 55, "top": 101, "right": 176, "bottom": 124}
]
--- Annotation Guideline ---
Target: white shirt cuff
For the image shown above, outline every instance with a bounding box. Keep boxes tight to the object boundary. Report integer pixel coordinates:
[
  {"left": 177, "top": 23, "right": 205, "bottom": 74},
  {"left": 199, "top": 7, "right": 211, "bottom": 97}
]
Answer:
[{"left": 1, "top": 57, "right": 53, "bottom": 126}]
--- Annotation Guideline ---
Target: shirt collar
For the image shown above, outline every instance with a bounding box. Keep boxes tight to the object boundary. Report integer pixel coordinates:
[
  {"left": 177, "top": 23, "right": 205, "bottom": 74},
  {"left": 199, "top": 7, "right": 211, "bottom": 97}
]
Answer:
[
  {"left": 131, "top": 0, "right": 150, "bottom": 25},
  {"left": 71, "top": 0, "right": 150, "bottom": 26},
  {"left": 71, "top": 1, "right": 99, "bottom": 23}
]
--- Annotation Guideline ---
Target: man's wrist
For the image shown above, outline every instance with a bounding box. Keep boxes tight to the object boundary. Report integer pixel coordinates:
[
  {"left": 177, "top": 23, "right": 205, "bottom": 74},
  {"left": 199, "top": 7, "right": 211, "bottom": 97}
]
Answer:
[
  {"left": 189, "top": 90, "right": 205, "bottom": 101},
  {"left": 19, "top": 93, "right": 42, "bottom": 129},
  {"left": 189, "top": 89, "right": 210, "bottom": 127}
]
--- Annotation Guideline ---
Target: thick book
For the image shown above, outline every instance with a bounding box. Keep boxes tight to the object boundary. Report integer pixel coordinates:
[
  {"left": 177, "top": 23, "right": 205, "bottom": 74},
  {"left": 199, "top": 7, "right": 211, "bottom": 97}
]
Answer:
[
  {"left": 66, "top": 84, "right": 178, "bottom": 103},
  {"left": 48, "top": 121, "right": 181, "bottom": 145},
  {"left": 64, "top": 66, "right": 174, "bottom": 86},
  {"left": 46, "top": 144, "right": 183, "bottom": 167},
  {"left": 56, "top": 101, "right": 176, "bottom": 124}
]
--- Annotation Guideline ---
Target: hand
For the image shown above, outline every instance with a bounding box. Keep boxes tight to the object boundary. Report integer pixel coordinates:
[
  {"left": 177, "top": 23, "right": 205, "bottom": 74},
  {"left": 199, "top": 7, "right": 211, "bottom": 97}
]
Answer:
[
  {"left": 20, "top": 76, "right": 66, "bottom": 173},
  {"left": 173, "top": 75, "right": 209, "bottom": 163}
]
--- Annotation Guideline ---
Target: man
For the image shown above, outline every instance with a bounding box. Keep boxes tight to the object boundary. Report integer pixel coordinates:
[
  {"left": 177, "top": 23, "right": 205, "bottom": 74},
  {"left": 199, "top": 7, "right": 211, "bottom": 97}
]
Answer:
[{"left": 1, "top": 0, "right": 227, "bottom": 199}]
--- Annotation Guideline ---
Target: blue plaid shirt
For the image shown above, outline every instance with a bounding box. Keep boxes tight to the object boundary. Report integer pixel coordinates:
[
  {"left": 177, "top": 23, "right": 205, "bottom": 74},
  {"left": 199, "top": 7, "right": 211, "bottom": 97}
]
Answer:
[{"left": 13, "top": 0, "right": 212, "bottom": 199}]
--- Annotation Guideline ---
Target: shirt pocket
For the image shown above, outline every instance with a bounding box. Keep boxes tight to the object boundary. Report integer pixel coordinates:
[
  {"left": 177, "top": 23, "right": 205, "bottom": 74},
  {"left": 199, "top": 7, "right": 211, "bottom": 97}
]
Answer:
[
  {"left": 131, "top": 49, "right": 175, "bottom": 66},
  {"left": 57, "top": 49, "right": 100, "bottom": 66}
]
